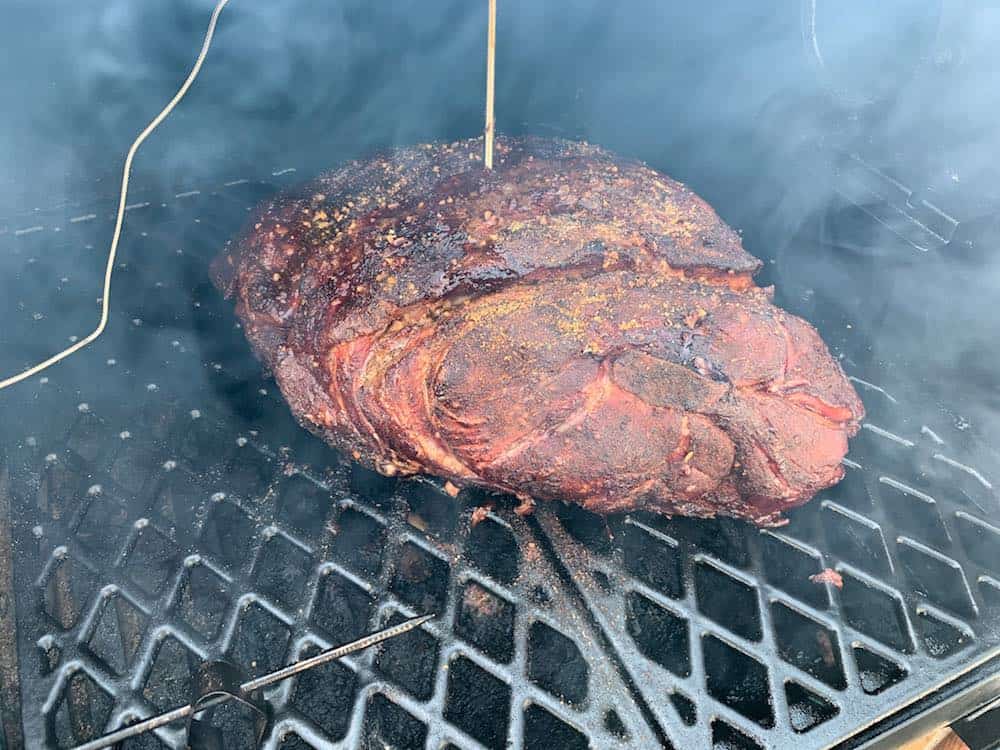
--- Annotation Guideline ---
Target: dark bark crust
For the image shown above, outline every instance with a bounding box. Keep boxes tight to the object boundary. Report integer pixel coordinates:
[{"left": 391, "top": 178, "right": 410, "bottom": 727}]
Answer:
[{"left": 214, "top": 136, "right": 863, "bottom": 525}]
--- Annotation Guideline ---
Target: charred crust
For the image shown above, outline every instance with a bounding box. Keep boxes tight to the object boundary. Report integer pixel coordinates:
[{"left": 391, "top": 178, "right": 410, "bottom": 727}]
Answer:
[{"left": 217, "top": 135, "right": 863, "bottom": 525}]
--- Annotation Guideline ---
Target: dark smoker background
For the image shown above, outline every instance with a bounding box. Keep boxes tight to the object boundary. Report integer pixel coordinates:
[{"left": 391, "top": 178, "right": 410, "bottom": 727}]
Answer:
[{"left": 1, "top": 0, "right": 999, "bottom": 474}]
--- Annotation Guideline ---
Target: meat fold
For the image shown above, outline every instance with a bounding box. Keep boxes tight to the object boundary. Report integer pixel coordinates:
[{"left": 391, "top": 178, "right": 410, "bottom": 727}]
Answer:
[{"left": 213, "top": 136, "right": 864, "bottom": 525}]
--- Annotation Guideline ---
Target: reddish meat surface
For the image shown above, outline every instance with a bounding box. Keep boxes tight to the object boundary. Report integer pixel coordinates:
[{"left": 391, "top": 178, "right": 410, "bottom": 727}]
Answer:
[{"left": 213, "top": 136, "right": 864, "bottom": 525}]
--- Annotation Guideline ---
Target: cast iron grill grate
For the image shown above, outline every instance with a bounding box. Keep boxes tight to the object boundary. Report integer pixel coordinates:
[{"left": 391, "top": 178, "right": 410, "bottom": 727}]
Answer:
[{"left": 1, "top": 157, "right": 998, "bottom": 750}]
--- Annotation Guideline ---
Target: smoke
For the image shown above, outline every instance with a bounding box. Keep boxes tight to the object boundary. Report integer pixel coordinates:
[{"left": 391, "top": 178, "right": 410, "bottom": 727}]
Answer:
[{"left": 1, "top": 0, "right": 999, "bottom": 459}]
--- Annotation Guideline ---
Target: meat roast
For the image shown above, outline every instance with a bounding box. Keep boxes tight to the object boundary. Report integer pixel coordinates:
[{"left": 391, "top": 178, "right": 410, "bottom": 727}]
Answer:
[{"left": 213, "top": 136, "right": 864, "bottom": 525}]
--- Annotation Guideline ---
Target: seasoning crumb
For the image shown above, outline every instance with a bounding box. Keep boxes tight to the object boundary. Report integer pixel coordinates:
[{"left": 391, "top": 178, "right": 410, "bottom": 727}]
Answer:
[
  {"left": 470, "top": 505, "right": 491, "bottom": 527},
  {"left": 443, "top": 480, "right": 461, "bottom": 497},
  {"left": 816, "top": 629, "right": 836, "bottom": 667},
  {"left": 462, "top": 583, "right": 500, "bottom": 617},
  {"left": 407, "top": 512, "right": 429, "bottom": 532},
  {"left": 684, "top": 307, "right": 707, "bottom": 328},
  {"left": 514, "top": 496, "right": 536, "bottom": 516},
  {"left": 809, "top": 568, "right": 844, "bottom": 588}
]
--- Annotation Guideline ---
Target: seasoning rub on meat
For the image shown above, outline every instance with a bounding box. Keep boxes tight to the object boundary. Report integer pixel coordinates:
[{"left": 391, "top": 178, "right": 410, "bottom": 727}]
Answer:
[{"left": 213, "top": 136, "right": 864, "bottom": 526}]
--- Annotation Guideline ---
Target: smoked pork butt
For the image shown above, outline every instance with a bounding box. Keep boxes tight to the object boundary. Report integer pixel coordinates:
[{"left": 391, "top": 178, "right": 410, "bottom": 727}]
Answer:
[{"left": 213, "top": 136, "right": 864, "bottom": 525}]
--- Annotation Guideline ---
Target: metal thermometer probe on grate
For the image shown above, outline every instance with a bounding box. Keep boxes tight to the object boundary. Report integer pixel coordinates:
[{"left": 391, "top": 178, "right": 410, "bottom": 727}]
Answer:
[{"left": 71, "top": 613, "right": 435, "bottom": 750}]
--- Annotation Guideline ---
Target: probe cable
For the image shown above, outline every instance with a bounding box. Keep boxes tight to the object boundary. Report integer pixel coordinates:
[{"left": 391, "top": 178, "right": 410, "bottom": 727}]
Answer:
[{"left": 0, "top": 0, "right": 231, "bottom": 391}]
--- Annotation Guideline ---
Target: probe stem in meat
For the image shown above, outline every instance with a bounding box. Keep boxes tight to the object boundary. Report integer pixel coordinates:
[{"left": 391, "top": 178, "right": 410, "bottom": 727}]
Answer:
[{"left": 484, "top": 0, "right": 497, "bottom": 169}]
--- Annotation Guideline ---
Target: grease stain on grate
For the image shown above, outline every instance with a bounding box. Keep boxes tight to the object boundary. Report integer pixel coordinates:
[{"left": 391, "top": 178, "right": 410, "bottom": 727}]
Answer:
[
  {"left": 390, "top": 541, "right": 450, "bottom": 614},
  {"left": 454, "top": 580, "right": 516, "bottom": 664}
]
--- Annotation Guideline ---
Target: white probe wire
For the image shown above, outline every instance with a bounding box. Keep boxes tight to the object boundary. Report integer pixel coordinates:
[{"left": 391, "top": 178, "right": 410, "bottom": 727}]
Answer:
[{"left": 0, "top": 0, "right": 231, "bottom": 391}]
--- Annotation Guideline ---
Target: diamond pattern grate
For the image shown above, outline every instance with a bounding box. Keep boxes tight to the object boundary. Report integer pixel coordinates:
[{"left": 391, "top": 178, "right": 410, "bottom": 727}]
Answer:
[{"left": 0, "top": 164, "right": 998, "bottom": 750}]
